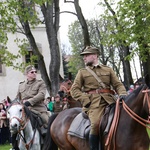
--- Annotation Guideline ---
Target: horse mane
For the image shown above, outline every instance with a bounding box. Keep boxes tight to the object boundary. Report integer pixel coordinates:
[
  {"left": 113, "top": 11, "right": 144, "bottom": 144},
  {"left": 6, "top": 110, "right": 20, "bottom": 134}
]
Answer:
[
  {"left": 125, "top": 84, "right": 144, "bottom": 102},
  {"left": 23, "top": 106, "right": 39, "bottom": 130}
]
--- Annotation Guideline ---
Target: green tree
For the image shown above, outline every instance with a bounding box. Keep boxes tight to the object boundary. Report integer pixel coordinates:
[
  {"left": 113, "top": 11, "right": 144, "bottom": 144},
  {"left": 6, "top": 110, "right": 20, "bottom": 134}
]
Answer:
[
  {"left": 117, "top": 0, "right": 150, "bottom": 76},
  {"left": 0, "top": 0, "right": 61, "bottom": 96},
  {"left": 68, "top": 21, "right": 84, "bottom": 76},
  {"left": 68, "top": 19, "right": 122, "bottom": 80}
]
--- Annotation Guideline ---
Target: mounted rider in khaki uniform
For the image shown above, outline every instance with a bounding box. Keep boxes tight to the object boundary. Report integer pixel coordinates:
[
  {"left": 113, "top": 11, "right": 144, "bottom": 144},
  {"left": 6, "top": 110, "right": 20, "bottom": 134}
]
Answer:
[
  {"left": 70, "top": 46, "right": 127, "bottom": 150},
  {"left": 11, "top": 65, "right": 49, "bottom": 150}
]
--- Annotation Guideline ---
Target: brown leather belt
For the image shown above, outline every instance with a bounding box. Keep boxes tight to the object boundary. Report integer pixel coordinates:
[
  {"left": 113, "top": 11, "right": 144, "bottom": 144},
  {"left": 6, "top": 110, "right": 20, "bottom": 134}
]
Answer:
[{"left": 86, "top": 89, "right": 115, "bottom": 95}]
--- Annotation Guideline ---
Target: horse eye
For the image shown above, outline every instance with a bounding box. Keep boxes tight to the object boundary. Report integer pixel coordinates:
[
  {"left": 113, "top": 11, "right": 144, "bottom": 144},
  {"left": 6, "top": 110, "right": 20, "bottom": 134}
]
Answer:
[
  {"left": 20, "top": 109, "right": 22, "bottom": 112},
  {"left": 7, "top": 112, "right": 10, "bottom": 118}
]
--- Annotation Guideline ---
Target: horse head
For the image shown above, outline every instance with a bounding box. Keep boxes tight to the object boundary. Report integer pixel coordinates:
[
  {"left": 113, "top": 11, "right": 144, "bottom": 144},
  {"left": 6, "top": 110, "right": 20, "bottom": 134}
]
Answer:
[
  {"left": 7, "top": 100, "right": 26, "bottom": 134},
  {"left": 7, "top": 100, "right": 41, "bottom": 149}
]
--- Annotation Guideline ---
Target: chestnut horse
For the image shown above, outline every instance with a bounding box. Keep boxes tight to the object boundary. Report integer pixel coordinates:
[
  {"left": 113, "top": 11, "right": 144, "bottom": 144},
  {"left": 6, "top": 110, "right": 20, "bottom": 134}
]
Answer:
[
  {"left": 59, "top": 79, "right": 82, "bottom": 108},
  {"left": 43, "top": 75, "right": 150, "bottom": 150}
]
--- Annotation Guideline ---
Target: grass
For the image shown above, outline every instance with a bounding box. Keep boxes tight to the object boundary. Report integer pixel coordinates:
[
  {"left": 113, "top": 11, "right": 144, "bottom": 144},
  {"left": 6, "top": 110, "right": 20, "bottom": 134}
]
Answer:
[
  {"left": 147, "top": 128, "right": 150, "bottom": 150},
  {"left": 0, "top": 130, "right": 149, "bottom": 150},
  {"left": 147, "top": 128, "right": 150, "bottom": 137},
  {"left": 0, "top": 143, "right": 11, "bottom": 150}
]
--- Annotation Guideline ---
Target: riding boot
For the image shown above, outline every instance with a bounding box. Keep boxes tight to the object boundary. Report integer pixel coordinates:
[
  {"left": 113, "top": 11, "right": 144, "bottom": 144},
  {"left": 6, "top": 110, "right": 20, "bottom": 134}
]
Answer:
[
  {"left": 11, "top": 133, "right": 19, "bottom": 150},
  {"left": 40, "top": 126, "right": 47, "bottom": 136},
  {"left": 89, "top": 134, "right": 99, "bottom": 150},
  {"left": 37, "top": 116, "right": 47, "bottom": 136}
]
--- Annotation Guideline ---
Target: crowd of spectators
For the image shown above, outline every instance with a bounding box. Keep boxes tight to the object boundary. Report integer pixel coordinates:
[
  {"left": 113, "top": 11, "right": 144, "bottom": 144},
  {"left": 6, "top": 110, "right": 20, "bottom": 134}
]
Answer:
[
  {"left": 0, "top": 98, "right": 11, "bottom": 145},
  {"left": 127, "top": 83, "right": 140, "bottom": 95},
  {"left": 44, "top": 93, "right": 68, "bottom": 115},
  {"left": 0, "top": 92, "right": 68, "bottom": 145}
]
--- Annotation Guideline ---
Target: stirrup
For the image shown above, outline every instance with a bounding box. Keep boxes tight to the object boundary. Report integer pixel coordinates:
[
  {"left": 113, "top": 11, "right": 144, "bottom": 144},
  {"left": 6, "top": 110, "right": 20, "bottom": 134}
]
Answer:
[{"left": 40, "top": 126, "right": 47, "bottom": 136}]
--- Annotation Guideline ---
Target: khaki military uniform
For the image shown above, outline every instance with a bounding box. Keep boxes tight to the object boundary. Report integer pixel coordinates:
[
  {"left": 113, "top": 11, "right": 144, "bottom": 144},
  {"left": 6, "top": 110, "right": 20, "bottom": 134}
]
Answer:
[
  {"left": 70, "top": 65, "right": 127, "bottom": 135},
  {"left": 16, "top": 79, "right": 49, "bottom": 127}
]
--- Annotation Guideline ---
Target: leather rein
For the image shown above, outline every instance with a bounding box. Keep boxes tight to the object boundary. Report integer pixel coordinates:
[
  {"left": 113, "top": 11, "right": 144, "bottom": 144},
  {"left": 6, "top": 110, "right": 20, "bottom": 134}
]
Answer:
[
  {"left": 122, "top": 89, "right": 150, "bottom": 128},
  {"left": 9, "top": 104, "right": 36, "bottom": 150},
  {"left": 105, "top": 89, "right": 150, "bottom": 150}
]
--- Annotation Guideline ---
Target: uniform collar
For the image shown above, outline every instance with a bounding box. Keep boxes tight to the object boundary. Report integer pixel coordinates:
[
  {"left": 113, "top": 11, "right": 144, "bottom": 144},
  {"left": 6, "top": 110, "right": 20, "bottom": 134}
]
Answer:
[
  {"left": 94, "top": 64, "right": 101, "bottom": 68},
  {"left": 26, "top": 79, "right": 36, "bottom": 84},
  {"left": 88, "top": 64, "right": 101, "bottom": 69}
]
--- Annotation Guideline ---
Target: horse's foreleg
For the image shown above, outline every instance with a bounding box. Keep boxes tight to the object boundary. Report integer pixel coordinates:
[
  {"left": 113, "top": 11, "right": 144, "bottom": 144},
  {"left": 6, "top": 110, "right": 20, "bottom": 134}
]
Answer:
[{"left": 19, "top": 140, "right": 26, "bottom": 150}]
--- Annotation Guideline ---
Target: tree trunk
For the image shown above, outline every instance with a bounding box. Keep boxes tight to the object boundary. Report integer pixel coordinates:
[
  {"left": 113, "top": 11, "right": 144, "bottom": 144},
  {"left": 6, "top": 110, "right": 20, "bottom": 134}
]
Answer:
[
  {"left": 74, "top": 0, "right": 90, "bottom": 46},
  {"left": 41, "top": 0, "right": 61, "bottom": 96}
]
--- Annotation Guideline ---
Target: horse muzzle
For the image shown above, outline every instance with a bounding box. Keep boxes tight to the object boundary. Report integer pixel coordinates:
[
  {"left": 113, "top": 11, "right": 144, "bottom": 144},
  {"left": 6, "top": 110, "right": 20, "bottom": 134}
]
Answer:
[{"left": 9, "top": 119, "right": 20, "bottom": 134}]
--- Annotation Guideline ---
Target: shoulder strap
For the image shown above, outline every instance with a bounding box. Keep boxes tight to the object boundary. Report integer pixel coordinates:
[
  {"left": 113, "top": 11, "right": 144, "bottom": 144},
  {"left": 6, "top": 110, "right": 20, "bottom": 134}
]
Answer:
[{"left": 86, "top": 66, "right": 106, "bottom": 89}]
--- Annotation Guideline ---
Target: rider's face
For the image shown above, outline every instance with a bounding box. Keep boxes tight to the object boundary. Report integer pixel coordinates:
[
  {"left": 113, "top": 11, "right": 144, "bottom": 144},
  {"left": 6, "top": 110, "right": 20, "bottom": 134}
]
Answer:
[
  {"left": 27, "top": 69, "right": 37, "bottom": 81},
  {"left": 83, "top": 54, "right": 96, "bottom": 66}
]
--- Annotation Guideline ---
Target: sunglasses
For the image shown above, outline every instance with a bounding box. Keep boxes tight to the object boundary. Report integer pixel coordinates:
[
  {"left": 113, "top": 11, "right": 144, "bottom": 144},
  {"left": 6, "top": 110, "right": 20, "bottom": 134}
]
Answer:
[
  {"left": 55, "top": 96, "right": 60, "bottom": 98},
  {"left": 30, "top": 71, "right": 37, "bottom": 74}
]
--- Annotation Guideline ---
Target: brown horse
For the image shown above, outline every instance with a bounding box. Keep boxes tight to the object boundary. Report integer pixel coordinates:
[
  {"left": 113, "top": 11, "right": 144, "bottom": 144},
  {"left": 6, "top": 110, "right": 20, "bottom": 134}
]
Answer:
[
  {"left": 43, "top": 75, "right": 150, "bottom": 150},
  {"left": 59, "top": 79, "right": 82, "bottom": 108}
]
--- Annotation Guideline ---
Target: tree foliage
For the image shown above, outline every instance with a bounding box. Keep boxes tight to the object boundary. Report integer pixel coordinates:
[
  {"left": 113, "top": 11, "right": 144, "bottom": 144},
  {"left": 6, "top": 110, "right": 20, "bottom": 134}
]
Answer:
[
  {"left": 68, "top": 0, "right": 150, "bottom": 89},
  {"left": 68, "top": 19, "right": 122, "bottom": 80},
  {"left": 0, "top": 0, "right": 61, "bottom": 96},
  {"left": 117, "top": 0, "right": 150, "bottom": 76}
]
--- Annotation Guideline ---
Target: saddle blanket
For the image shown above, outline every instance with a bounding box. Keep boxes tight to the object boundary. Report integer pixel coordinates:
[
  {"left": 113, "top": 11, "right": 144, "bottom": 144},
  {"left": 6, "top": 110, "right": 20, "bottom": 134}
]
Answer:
[
  {"left": 67, "top": 113, "right": 90, "bottom": 139},
  {"left": 68, "top": 103, "right": 116, "bottom": 139}
]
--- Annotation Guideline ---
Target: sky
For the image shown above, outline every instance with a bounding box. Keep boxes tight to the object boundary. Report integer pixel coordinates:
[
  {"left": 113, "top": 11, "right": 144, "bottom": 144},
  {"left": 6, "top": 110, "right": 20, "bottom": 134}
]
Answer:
[
  {"left": 58, "top": 0, "right": 141, "bottom": 80},
  {"left": 59, "top": 0, "right": 102, "bottom": 50}
]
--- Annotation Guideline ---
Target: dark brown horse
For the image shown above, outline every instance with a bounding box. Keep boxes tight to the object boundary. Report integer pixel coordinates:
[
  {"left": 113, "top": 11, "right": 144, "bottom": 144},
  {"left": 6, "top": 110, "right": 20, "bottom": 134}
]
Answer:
[
  {"left": 59, "top": 79, "right": 82, "bottom": 108},
  {"left": 43, "top": 75, "right": 150, "bottom": 150}
]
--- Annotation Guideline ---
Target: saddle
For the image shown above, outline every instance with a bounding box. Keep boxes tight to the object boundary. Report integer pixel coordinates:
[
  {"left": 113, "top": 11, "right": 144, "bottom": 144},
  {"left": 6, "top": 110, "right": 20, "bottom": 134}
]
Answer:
[
  {"left": 67, "top": 103, "right": 116, "bottom": 139},
  {"left": 27, "top": 109, "right": 47, "bottom": 136},
  {"left": 68, "top": 113, "right": 90, "bottom": 139}
]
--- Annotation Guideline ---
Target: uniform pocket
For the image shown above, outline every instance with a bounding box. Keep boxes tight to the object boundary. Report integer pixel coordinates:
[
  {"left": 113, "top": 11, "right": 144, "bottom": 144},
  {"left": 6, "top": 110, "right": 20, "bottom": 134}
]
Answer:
[
  {"left": 98, "top": 72, "right": 110, "bottom": 84},
  {"left": 81, "top": 93, "right": 91, "bottom": 107},
  {"left": 19, "top": 88, "right": 26, "bottom": 93},
  {"left": 30, "top": 87, "right": 39, "bottom": 95}
]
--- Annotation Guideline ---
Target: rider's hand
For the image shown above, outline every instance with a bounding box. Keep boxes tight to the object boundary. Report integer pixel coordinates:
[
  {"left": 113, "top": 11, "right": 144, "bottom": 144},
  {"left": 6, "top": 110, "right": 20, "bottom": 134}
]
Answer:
[
  {"left": 119, "top": 95, "right": 126, "bottom": 100},
  {"left": 24, "top": 101, "right": 31, "bottom": 107}
]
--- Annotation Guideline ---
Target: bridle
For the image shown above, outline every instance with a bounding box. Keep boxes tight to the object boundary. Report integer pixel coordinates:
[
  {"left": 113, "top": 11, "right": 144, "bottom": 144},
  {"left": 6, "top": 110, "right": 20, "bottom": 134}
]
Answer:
[
  {"left": 105, "top": 88, "right": 150, "bottom": 150},
  {"left": 122, "top": 89, "right": 150, "bottom": 128},
  {"left": 9, "top": 104, "right": 36, "bottom": 150}
]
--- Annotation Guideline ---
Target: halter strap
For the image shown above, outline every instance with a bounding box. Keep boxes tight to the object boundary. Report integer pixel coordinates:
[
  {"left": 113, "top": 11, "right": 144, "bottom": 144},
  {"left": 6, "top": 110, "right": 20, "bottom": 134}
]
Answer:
[{"left": 9, "top": 104, "right": 37, "bottom": 150}]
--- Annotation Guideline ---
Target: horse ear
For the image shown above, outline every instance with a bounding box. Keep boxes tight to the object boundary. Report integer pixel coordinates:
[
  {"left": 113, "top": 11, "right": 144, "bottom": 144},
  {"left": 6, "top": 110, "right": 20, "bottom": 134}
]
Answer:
[
  {"left": 18, "top": 92, "right": 22, "bottom": 101},
  {"left": 145, "top": 74, "right": 150, "bottom": 88},
  {"left": 7, "top": 96, "right": 12, "bottom": 103}
]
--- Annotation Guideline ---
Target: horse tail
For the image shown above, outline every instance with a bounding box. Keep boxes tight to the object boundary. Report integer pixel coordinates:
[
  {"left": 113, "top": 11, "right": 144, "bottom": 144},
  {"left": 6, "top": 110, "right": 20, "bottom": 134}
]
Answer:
[{"left": 43, "top": 114, "right": 58, "bottom": 150}]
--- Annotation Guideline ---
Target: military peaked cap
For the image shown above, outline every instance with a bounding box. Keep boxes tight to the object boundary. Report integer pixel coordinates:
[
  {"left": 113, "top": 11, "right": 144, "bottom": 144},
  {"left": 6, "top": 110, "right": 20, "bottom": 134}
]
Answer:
[
  {"left": 25, "top": 65, "right": 36, "bottom": 74},
  {"left": 80, "top": 46, "right": 100, "bottom": 55}
]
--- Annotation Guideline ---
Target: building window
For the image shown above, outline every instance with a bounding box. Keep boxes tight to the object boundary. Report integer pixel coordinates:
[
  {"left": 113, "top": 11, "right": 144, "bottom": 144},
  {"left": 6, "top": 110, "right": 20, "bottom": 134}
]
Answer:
[
  {"left": 0, "top": 56, "right": 6, "bottom": 76},
  {"left": 24, "top": 43, "right": 42, "bottom": 70},
  {"left": 25, "top": 51, "right": 39, "bottom": 69}
]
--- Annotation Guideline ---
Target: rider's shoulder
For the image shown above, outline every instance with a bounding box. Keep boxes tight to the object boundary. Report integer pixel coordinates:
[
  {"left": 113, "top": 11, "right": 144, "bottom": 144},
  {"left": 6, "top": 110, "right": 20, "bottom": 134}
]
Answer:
[
  {"left": 79, "top": 68, "right": 87, "bottom": 71},
  {"left": 37, "top": 79, "right": 43, "bottom": 82},
  {"left": 100, "top": 65, "right": 111, "bottom": 69},
  {"left": 19, "top": 80, "right": 25, "bottom": 84},
  {"left": 101, "top": 64, "right": 109, "bottom": 68},
  {"left": 36, "top": 79, "right": 44, "bottom": 83}
]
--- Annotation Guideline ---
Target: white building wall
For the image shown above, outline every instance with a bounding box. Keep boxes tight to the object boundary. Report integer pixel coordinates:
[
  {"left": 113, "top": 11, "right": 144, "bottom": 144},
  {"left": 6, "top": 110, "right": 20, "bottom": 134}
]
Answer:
[{"left": 0, "top": 26, "right": 63, "bottom": 100}]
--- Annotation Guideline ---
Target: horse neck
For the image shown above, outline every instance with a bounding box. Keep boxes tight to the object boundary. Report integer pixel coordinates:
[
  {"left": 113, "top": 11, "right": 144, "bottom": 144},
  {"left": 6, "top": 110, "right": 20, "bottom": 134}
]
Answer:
[
  {"left": 117, "top": 90, "right": 148, "bottom": 146},
  {"left": 126, "top": 90, "right": 146, "bottom": 117},
  {"left": 23, "top": 119, "right": 34, "bottom": 139}
]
